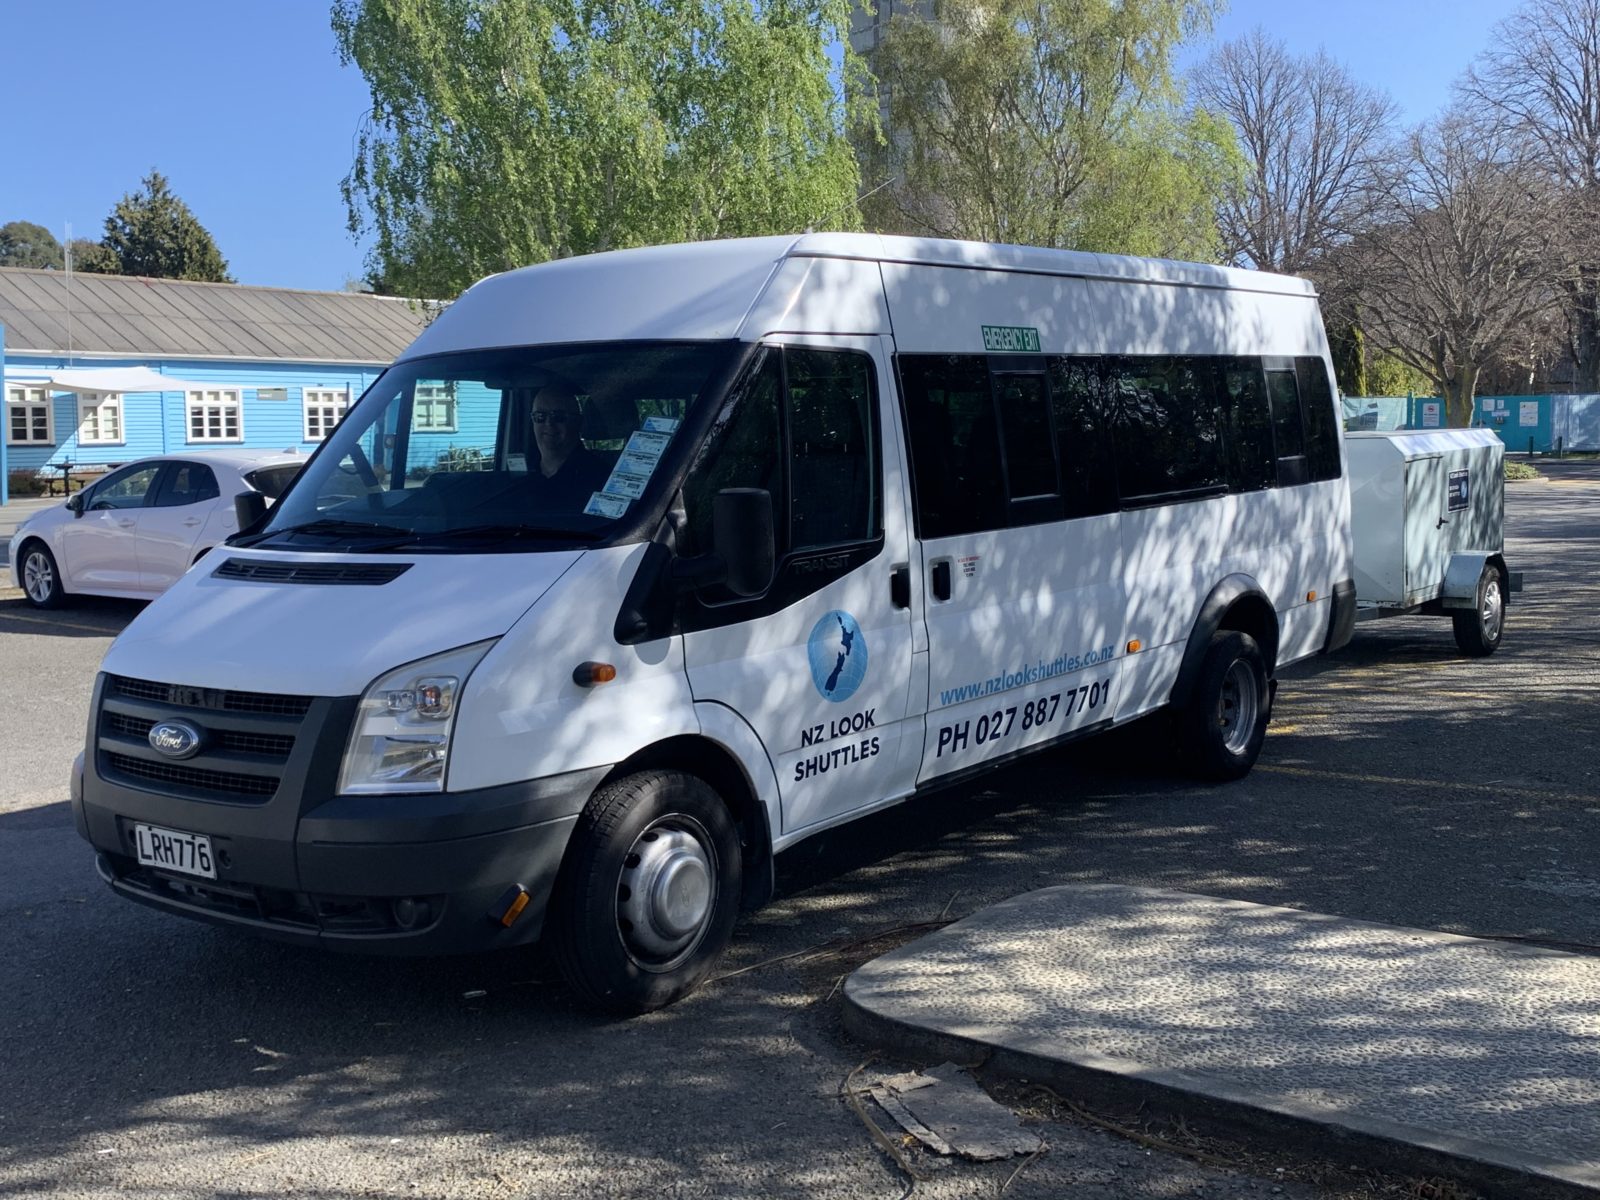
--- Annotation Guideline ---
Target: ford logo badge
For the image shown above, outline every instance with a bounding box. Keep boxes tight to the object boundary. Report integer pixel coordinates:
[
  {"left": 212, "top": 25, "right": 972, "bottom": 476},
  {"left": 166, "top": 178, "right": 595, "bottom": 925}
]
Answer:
[{"left": 148, "top": 720, "right": 203, "bottom": 760}]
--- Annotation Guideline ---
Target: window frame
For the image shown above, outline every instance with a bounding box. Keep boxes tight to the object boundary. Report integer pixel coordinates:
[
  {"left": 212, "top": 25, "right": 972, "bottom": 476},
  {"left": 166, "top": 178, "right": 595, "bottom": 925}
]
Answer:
[
  {"left": 76, "top": 391, "right": 124, "bottom": 446},
  {"left": 412, "top": 381, "right": 460, "bottom": 433},
  {"left": 302, "top": 387, "right": 350, "bottom": 443},
  {"left": 186, "top": 388, "right": 244, "bottom": 444},
  {"left": 5, "top": 385, "right": 54, "bottom": 446}
]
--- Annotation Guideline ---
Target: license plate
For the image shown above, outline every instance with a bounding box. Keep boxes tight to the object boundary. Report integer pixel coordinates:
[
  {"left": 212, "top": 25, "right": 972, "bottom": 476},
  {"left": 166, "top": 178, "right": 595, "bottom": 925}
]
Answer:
[{"left": 134, "top": 823, "right": 217, "bottom": 879}]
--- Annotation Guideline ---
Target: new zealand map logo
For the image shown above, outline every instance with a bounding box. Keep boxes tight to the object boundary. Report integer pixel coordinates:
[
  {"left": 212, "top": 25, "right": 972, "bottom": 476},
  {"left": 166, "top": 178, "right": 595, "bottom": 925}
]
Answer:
[{"left": 806, "top": 610, "right": 868, "bottom": 703}]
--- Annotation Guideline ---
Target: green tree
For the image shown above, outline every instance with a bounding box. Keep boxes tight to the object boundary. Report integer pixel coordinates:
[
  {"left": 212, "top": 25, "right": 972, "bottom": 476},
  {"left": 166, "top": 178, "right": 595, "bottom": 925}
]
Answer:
[
  {"left": 334, "top": 0, "right": 870, "bottom": 300},
  {"left": 863, "top": 0, "right": 1239, "bottom": 259},
  {"left": 0, "top": 221, "right": 65, "bottom": 269},
  {"left": 102, "top": 171, "right": 232, "bottom": 282},
  {"left": 68, "top": 238, "right": 121, "bottom": 275}
]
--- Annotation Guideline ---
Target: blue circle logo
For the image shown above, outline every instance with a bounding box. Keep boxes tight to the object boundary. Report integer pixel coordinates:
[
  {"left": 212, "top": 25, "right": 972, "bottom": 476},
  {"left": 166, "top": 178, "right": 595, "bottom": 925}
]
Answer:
[{"left": 807, "top": 610, "right": 868, "bottom": 703}]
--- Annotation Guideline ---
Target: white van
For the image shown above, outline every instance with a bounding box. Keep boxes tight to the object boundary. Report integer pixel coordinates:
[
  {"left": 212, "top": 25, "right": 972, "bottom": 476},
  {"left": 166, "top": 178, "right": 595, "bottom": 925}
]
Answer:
[{"left": 72, "top": 234, "right": 1355, "bottom": 1012}]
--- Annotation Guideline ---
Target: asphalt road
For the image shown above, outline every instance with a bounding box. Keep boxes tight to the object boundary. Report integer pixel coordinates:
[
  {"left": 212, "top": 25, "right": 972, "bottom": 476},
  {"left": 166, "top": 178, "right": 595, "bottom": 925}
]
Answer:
[{"left": 3, "top": 468, "right": 1597, "bottom": 1199}]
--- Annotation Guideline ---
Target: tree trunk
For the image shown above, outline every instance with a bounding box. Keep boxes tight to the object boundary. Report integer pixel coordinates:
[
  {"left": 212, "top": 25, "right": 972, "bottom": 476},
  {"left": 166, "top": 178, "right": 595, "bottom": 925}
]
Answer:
[
  {"left": 1572, "top": 276, "right": 1600, "bottom": 393},
  {"left": 1443, "top": 363, "right": 1480, "bottom": 427}
]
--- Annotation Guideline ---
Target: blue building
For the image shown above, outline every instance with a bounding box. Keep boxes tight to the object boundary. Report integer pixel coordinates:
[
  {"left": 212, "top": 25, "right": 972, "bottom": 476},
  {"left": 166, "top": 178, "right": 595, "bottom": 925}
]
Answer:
[{"left": 1, "top": 267, "right": 429, "bottom": 490}]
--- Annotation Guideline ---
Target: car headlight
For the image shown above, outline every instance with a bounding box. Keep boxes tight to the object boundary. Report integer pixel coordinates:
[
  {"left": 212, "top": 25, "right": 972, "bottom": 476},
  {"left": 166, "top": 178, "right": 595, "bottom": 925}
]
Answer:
[{"left": 338, "top": 639, "right": 497, "bottom": 795}]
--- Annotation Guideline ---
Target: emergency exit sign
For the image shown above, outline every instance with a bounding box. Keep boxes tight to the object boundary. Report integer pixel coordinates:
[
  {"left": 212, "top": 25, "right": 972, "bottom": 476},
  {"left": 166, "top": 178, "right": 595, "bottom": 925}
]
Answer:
[{"left": 982, "top": 325, "right": 1041, "bottom": 352}]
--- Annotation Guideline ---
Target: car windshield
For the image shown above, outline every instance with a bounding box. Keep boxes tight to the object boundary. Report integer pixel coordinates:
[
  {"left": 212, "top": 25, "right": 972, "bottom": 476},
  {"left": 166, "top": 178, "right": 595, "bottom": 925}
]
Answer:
[{"left": 257, "top": 342, "right": 735, "bottom": 550}]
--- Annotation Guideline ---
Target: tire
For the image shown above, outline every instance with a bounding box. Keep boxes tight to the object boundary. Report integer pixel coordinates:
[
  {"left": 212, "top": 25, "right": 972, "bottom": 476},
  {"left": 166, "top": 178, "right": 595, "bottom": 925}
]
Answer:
[
  {"left": 550, "top": 770, "right": 741, "bottom": 1014},
  {"left": 18, "top": 541, "right": 66, "bottom": 609},
  {"left": 1178, "top": 630, "right": 1270, "bottom": 782},
  {"left": 1452, "top": 565, "right": 1505, "bottom": 658}
]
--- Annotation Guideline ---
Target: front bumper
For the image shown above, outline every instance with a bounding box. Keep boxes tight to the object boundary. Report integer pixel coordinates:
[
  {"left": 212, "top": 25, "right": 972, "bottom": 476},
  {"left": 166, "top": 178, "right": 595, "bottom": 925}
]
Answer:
[{"left": 75, "top": 671, "right": 607, "bottom": 955}]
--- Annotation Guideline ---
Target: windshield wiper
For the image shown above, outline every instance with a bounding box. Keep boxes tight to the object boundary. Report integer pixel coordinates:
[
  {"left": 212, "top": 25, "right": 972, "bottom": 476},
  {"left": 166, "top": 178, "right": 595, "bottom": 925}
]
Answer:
[
  {"left": 400, "top": 522, "right": 596, "bottom": 546},
  {"left": 235, "top": 518, "right": 407, "bottom": 547}
]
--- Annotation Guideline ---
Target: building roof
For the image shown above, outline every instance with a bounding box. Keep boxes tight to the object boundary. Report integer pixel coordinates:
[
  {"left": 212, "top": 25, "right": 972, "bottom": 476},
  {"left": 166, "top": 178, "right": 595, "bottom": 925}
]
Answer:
[{"left": 0, "top": 268, "right": 429, "bottom": 366}]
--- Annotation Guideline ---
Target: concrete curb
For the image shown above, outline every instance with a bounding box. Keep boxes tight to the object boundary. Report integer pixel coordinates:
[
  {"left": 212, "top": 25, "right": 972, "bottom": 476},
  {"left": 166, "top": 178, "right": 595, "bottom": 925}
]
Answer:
[{"left": 843, "top": 887, "right": 1600, "bottom": 1199}]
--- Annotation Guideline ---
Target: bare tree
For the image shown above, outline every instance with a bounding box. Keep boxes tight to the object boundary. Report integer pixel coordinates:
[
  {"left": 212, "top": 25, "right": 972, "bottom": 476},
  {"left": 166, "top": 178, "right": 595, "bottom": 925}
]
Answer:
[
  {"left": 1193, "top": 29, "right": 1397, "bottom": 274},
  {"left": 1462, "top": 0, "right": 1600, "bottom": 389},
  {"left": 1351, "top": 111, "right": 1573, "bottom": 425}
]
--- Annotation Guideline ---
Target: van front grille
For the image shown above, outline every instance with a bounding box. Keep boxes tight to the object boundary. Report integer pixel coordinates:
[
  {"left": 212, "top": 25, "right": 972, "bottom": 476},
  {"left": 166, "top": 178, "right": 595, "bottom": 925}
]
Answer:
[{"left": 105, "top": 753, "right": 279, "bottom": 799}]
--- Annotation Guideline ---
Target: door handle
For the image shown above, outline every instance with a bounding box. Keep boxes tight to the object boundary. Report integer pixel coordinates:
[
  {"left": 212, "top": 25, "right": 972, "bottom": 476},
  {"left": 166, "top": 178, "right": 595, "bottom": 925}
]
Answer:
[
  {"left": 931, "top": 560, "right": 952, "bottom": 602},
  {"left": 182, "top": 518, "right": 202, "bottom": 527},
  {"left": 890, "top": 565, "right": 911, "bottom": 609},
  {"left": 116, "top": 519, "right": 136, "bottom": 529}
]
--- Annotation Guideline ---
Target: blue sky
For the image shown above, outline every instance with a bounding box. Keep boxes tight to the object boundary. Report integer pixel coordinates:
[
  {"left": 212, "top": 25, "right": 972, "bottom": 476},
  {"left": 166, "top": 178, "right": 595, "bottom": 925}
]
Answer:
[{"left": 2, "top": 0, "right": 1521, "bottom": 293}]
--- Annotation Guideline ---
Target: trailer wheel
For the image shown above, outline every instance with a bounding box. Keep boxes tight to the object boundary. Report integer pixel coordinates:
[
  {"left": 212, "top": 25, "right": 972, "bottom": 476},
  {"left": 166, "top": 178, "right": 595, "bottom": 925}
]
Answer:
[
  {"left": 1179, "top": 631, "right": 1270, "bottom": 781},
  {"left": 1452, "top": 565, "right": 1504, "bottom": 658},
  {"left": 550, "top": 769, "right": 741, "bottom": 1014}
]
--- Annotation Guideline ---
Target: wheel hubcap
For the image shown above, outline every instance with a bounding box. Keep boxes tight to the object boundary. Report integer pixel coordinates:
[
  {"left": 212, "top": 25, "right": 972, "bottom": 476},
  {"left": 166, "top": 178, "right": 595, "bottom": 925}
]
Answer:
[
  {"left": 617, "top": 818, "right": 716, "bottom": 969},
  {"left": 1218, "top": 661, "right": 1259, "bottom": 755},
  {"left": 1481, "top": 578, "right": 1503, "bottom": 641},
  {"left": 23, "top": 552, "right": 52, "bottom": 603}
]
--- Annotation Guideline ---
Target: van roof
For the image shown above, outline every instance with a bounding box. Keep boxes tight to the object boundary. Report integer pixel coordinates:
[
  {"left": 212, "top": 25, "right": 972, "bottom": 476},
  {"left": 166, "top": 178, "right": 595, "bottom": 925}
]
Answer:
[{"left": 398, "top": 234, "right": 1316, "bottom": 362}]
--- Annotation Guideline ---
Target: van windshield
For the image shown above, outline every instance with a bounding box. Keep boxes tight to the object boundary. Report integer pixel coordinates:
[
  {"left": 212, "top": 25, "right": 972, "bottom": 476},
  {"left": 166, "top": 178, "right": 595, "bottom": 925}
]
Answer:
[{"left": 255, "top": 342, "right": 735, "bottom": 550}]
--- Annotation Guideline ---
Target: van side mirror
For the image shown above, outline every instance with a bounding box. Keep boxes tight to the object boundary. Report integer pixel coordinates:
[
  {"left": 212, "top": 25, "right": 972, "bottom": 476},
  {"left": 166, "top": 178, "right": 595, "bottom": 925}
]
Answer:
[
  {"left": 713, "top": 488, "right": 775, "bottom": 598},
  {"left": 667, "top": 487, "right": 776, "bottom": 598},
  {"left": 234, "top": 491, "right": 269, "bottom": 532}
]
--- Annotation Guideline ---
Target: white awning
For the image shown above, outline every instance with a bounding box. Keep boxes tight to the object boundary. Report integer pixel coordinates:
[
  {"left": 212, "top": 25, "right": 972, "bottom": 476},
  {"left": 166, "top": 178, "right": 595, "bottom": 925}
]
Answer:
[{"left": 18, "top": 367, "right": 216, "bottom": 395}]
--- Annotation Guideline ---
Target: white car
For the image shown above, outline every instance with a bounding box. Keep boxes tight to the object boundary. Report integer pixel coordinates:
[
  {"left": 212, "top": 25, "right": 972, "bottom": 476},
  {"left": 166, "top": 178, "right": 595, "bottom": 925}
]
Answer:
[{"left": 9, "top": 449, "right": 305, "bottom": 608}]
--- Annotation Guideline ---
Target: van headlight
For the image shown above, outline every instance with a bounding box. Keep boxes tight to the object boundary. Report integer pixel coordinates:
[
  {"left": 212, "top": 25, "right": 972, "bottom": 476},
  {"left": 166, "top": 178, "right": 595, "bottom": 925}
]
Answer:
[{"left": 338, "top": 640, "right": 497, "bottom": 794}]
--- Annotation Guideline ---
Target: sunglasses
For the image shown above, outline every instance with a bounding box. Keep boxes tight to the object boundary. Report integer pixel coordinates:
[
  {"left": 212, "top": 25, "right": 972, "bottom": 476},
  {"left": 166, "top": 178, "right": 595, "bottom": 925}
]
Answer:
[{"left": 531, "top": 410, "right": 578, "bottom": 426}]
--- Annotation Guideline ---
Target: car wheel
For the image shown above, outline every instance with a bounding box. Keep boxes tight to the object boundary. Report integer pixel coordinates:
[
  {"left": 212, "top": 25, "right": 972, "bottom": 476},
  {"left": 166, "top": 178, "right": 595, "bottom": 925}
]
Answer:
[
  {"left": 19, "top": 541, "right": 66, "bottom": 609},
  {"left": 1452, "top": 565, "right": 1504, "bottom": 658},
  {"left": 551, "top": 770, "right": 741, "bottom": 1014},
  {"left": 1178, "top": 630, "right": 1270, "bottom": 782}
]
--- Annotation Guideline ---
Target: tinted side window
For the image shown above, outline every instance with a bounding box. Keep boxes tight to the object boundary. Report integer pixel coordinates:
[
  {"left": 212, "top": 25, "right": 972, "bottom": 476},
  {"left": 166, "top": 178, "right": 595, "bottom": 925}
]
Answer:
[
  {"left": 1266, "top": 369, "right": 1309, "bottom": 485},
  {"left": 156, "top": 463, "right": 220, "bottom": 507},
  {"left": 1218, "top": 360, "right": 1276, "bottom": 493},
  {"left": 1047, "top": 357, "right": 1118, "bottom": 518},
  {"left": 683, "top": 351, "right": 783, "bottom": 557},
  {"left": 898, "top": 354, "right": 1005, "bottom": 537},
  {"left": 994, "top": 374, "right": 1058, "bottom": 501},
  {"left": 1297, "top": 357, "right": 1342, "bottom": 482},
  {"left": 787, "top": 347, "right": 877, "bottom": 551},
  {"left": 1106, "top": 357, "right": 1225, "bottom": 501}
]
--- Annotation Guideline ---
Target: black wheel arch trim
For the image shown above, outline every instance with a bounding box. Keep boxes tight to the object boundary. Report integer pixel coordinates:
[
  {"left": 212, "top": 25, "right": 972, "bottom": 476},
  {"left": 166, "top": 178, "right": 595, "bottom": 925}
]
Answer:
[{"left": 1169, "top": 574, "right": 1280, "bottom": 709}]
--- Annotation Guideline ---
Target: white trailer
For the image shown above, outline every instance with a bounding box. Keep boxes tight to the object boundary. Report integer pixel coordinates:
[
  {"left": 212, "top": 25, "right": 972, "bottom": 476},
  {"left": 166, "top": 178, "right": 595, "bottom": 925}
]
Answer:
[{"left": 1344, "top": 429, "right": 1522, "bottom": 655}]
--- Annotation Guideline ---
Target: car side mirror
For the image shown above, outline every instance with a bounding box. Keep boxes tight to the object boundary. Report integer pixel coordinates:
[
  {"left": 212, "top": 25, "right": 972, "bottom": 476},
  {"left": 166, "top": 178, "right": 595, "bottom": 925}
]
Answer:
[
  {"left": 712, "top": 487, "right": 775, "bottom": 598},
  {"left": 67, "top": 493, "right": 85, "bottom": 518},
  {"left": 234, "top": 491, "right": 269, "bottom": 533}
]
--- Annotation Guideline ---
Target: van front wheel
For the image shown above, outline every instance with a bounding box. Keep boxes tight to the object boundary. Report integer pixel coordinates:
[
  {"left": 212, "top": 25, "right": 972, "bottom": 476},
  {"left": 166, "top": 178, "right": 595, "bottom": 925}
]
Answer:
[
  {"left": 551, "top": 770, "right": 741, "bottom": 1014},
  {"left": 1179, "top": 630, "right": 1270, "bottom": 782}
]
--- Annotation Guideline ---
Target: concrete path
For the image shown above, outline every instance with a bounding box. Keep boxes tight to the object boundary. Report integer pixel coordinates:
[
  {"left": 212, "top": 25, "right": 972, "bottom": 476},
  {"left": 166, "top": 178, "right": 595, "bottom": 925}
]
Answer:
[{"left": 844, "top": 884, "right": 1600, "bottom": 1199}]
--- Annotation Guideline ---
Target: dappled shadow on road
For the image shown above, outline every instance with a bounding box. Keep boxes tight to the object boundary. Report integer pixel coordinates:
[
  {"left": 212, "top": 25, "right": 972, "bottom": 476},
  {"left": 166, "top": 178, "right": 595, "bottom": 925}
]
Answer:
[{"left": 847, "top": 884, "right": 1600, "bottom": 1176}]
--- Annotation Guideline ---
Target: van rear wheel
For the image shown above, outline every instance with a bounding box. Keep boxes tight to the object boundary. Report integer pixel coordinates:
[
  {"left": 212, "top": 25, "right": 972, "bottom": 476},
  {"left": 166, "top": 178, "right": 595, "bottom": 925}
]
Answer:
[
  {"left": 551, "top": 769, "right": 741, "bottom": 1014},
  {"left": 1179, "top": 631, "right": 1270, "bottom": 781}
]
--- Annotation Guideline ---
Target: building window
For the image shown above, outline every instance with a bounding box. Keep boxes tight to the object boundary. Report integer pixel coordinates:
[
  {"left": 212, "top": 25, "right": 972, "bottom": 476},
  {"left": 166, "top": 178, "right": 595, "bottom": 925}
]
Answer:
[
  {"left": 187, "top": 389, "right": 243, "bottom": 443},
  {"left": 77, "top": 392, "right": 124, "bottom": 445},
  {"left": 6, "top": 385, "right": 53, "bottom": 445},
  {"left": 303, "top": 388, "right": 349, "bottom": 442},
  {"left": 413, "top": 381, "right": 458, "bottom": 432}
]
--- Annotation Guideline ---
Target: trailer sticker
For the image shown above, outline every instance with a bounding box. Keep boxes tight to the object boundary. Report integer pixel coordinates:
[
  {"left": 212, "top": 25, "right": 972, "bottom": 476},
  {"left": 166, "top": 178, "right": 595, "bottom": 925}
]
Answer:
[
  {"left": 1448, "top": 469, "right": 1469, "bottom": 512},
  {"left": 806, "top": 610, "right": 868, "bottom": 703}
]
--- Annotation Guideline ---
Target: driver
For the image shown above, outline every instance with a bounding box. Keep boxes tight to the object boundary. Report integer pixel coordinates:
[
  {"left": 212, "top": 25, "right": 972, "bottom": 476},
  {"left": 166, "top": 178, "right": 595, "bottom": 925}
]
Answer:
[{"left": 527, "top": 386, "right": 611, "bottom": 509}]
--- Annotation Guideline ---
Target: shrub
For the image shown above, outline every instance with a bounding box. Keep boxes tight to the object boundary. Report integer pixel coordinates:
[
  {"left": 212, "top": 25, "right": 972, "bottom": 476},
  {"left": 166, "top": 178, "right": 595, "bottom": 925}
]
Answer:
[
  {"left": 1505, "top": 459, "right": 1541, "bottom": 481},
  {"left": 6, "top": 470, "right": 47, "bottom": 497}
]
